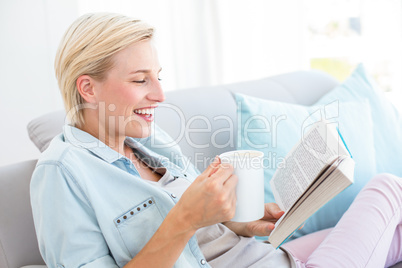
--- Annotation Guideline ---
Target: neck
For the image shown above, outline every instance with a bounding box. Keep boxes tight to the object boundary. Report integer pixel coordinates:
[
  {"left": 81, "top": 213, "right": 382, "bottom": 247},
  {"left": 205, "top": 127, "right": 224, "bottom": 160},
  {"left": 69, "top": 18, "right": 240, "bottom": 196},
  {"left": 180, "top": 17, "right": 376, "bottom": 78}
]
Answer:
[{"left": 77, "top": 120, "right": 127, "bottom": 156}]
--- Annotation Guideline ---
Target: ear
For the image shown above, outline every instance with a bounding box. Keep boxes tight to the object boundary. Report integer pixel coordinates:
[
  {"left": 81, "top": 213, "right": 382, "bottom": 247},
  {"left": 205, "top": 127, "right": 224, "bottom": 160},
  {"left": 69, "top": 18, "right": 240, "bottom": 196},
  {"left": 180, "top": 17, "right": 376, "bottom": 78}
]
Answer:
[{"left": 76, "top": 75, "right": 96, "bottom": 103}]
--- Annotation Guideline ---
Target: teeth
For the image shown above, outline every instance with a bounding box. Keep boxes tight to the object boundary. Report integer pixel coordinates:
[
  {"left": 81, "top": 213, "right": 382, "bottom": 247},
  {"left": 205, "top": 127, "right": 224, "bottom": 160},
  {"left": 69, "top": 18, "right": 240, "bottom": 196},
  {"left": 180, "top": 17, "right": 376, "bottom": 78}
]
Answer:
[{"left": 134, "top": 108, "right": 154, "bottom": 115}]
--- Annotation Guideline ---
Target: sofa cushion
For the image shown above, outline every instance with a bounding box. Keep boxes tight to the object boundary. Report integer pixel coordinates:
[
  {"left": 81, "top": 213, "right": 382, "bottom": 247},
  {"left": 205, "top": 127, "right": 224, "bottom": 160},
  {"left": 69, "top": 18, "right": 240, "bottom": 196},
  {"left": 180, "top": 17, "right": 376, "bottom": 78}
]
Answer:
[
  {"left": 293, "top": 64, "right": 402, "bottom": 239},
  {"left": 235, "top": 92, "right": 376, "bottom": 239},
  {"left": 318, "top": 64, "right": 402, "bottom": 176},
  {"left": 27, "top": 110, "right": 66, "bottom": 152},
  {"left": 0, "top": 160, "right": 45, "bottom": 268}
]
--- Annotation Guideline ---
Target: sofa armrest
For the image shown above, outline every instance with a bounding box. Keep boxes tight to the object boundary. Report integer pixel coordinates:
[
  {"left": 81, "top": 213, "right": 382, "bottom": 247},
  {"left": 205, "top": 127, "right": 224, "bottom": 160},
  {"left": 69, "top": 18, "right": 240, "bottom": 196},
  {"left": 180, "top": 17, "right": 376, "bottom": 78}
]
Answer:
[{"left": 0, "top": 160, "right": 45, "bottom": 268}]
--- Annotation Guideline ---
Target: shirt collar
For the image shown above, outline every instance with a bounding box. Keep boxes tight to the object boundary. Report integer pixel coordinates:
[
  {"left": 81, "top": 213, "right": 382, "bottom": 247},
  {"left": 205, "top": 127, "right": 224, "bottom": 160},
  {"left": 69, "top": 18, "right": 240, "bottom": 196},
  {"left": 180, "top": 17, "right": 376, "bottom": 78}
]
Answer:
[
  {"left": 63, "top": 125, "right": 126, "bottom": 163},
  {"left": 63, "top": 125, "right": 170, "bottom": 165},
  {"left": 125, "top": 137, "right": 169, "bottom": 163}
]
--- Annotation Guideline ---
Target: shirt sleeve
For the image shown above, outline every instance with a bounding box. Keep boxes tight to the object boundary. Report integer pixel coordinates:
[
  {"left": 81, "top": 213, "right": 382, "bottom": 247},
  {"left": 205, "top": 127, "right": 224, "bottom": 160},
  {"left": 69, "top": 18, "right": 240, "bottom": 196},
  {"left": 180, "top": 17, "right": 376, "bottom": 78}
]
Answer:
[{"left": 30, "top": 162, "right": 119, "bottom": 268}]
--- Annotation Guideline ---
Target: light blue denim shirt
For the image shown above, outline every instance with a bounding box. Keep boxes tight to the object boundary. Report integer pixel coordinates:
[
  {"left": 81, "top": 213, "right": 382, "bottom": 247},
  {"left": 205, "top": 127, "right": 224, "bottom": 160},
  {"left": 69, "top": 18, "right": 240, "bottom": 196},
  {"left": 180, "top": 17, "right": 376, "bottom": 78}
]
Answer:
[{"left": 30, "top": 125, "right": 210, "bottom": 268}]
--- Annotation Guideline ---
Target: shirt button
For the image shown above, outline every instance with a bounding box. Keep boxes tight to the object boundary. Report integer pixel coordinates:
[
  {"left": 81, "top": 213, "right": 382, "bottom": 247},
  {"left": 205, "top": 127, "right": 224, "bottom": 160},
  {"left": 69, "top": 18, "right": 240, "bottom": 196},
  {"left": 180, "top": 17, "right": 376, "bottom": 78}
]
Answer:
[
  {"left": 171, "top": 193, "right": 176, "bottom": 198},
  {"left": 200, "top": 259, "right": 206, "bottom": 265}
]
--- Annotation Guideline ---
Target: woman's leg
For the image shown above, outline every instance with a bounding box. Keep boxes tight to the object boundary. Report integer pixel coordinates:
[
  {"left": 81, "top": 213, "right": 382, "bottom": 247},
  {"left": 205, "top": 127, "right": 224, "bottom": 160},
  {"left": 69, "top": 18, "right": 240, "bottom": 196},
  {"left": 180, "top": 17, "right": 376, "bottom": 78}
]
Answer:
[
  {"left": 286, "top": 173, "right": 402, "bottom": 268},
  {"left": 281, "top": 228, "right": 332, "bottom": 265}
]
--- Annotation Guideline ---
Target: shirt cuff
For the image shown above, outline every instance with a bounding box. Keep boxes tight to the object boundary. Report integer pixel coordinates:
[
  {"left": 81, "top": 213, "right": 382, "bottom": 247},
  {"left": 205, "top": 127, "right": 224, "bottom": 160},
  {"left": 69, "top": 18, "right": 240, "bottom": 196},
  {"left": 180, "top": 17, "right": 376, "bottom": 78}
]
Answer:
[{"left": 81, "top": 255, "right": 119, "bottom": 268}]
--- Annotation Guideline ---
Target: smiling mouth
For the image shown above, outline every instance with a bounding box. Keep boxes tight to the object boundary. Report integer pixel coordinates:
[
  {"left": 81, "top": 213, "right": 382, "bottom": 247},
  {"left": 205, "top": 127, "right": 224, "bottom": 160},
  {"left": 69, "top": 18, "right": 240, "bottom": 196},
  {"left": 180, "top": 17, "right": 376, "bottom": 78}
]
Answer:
[
  {"left": 133, "top": 107, "right": 155, "bottom": 121},
  {"left": 134, "top": 108, "right": 154, "bottom": 116}
]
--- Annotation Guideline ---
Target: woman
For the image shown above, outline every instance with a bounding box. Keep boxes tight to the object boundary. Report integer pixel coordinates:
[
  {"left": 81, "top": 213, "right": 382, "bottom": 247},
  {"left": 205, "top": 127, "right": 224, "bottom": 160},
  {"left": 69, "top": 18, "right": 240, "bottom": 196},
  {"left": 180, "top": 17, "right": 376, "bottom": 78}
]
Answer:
[{"left": 31, "top": 13, "right": 402, "bottom": 268}]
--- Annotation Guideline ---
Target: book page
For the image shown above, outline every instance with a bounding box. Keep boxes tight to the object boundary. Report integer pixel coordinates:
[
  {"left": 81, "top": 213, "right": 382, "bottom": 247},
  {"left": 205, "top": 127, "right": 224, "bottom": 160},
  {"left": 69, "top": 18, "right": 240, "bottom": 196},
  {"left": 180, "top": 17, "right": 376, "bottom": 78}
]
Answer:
[
  {"left": 273, "top": 157, "right": 343, "bottom": 230},
  {"left": 270, "top": 121, "right": 348, "bottom": 211},
  {"left": 269, "top": 157, "right": 354, "bottom": 248}
]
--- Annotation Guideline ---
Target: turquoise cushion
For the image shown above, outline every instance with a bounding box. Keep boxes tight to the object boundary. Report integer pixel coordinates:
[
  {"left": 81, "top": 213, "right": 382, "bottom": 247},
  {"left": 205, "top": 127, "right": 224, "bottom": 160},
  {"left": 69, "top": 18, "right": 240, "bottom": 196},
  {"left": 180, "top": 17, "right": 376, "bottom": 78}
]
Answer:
[
  {"left": 318, "top": 64, "right": 402, "bottom": 176},
  {"left": 235, "top": 65, "right": 393, "bottom": 239},
  {"left": 294, "top": 64, "right": 402, "bottom": 239}
]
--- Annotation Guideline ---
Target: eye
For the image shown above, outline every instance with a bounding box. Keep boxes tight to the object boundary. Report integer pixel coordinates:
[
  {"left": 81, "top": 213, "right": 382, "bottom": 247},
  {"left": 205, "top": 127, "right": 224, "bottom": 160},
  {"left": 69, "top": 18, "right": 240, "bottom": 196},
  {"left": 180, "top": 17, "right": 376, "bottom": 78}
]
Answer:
[
  {"left": 158, "top": 78, "right": 162, "bottom": 81},
  {"left": 133, "top": 80, "right": 146, "bottom": 84}
]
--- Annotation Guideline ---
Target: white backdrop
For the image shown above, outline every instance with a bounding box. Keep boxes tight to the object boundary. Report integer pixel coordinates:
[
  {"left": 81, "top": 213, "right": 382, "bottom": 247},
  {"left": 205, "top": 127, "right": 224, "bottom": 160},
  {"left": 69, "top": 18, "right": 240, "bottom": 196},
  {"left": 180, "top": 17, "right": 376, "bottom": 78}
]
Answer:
[
  {"left": 77, "top": 0, "right": 308, "bottom": 90},
  {"left": 1, "top": 0, "right": 401, "bottom": 166},
  {"left": 0, "top": 0, "right": 308, "bottom": 166},
  {"left": 0, "top": 0, "right": 78, "bottom": 167}
]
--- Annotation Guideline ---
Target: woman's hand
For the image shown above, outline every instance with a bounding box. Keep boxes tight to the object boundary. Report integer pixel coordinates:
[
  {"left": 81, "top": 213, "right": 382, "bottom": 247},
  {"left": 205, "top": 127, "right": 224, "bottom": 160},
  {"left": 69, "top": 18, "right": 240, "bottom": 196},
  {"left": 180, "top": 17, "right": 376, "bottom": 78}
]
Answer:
[
  {"left": 125, "top": 156, "right": 237, "bottom": 268},
  {"left": 173, "top": 156, "right": 238, "bottom": 232},
  {"left": 223, "top": 203, "right": 284, "bottom": 237}
]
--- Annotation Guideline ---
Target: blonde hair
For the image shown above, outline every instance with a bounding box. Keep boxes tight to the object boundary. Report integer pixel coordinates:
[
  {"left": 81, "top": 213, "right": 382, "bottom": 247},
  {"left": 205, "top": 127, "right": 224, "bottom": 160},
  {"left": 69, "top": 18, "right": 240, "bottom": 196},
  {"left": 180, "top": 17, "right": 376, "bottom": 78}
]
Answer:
[{"left": 55, "top": 12, "right": 154, "bottom": 127}]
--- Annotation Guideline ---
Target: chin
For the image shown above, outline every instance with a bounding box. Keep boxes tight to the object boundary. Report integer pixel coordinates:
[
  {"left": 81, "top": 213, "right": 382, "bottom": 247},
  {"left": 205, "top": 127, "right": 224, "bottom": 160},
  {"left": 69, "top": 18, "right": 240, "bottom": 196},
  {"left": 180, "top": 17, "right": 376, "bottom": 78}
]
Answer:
[{"left": 126, "top": 125, "right": 152, "bottom": 139}]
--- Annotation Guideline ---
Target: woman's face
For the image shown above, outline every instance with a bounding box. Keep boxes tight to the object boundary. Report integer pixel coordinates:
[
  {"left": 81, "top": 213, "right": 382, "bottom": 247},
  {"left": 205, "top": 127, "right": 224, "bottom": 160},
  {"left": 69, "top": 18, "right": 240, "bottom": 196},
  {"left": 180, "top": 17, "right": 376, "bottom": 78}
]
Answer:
[{"left": 92, "top": 40, "right": 165, "bottom": 139}]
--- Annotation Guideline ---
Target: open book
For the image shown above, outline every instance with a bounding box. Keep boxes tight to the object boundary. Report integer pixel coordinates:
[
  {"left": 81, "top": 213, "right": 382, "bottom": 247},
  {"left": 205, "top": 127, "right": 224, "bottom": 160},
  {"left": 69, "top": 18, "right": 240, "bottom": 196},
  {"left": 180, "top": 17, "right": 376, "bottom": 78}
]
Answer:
[{"left": 268, "top": 121, "right": 355, "bottom": 249}]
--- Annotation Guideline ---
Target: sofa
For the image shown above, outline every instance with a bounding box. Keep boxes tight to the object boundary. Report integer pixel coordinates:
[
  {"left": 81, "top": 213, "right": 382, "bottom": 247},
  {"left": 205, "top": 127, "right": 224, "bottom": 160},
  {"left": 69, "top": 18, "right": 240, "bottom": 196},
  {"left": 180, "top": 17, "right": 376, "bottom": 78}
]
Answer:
[{"left": 1, "top": 70, "right": 401, "bottom": 268}]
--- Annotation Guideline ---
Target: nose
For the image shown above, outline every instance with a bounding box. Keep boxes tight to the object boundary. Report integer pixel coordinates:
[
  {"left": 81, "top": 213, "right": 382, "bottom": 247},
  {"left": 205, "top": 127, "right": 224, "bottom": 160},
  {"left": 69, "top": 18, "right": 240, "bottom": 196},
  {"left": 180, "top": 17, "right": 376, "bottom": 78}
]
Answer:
[{"left": 148, "top": 78, "right": 166, "bottom": 103}]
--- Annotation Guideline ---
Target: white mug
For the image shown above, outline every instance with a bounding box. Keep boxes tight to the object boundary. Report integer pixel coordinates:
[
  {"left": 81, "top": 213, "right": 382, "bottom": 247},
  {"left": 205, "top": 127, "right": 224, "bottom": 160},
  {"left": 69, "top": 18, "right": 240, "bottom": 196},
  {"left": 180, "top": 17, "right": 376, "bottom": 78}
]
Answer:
[{"left": 219, "top": 150, "right": 265, "bottom": 222}]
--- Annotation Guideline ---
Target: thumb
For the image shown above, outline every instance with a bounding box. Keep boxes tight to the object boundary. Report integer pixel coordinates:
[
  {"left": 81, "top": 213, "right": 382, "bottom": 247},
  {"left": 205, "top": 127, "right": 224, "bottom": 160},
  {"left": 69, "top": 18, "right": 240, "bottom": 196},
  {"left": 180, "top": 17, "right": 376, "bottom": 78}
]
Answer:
[{"left": 204, "top": 156, "right": 221, "bottom": 177}]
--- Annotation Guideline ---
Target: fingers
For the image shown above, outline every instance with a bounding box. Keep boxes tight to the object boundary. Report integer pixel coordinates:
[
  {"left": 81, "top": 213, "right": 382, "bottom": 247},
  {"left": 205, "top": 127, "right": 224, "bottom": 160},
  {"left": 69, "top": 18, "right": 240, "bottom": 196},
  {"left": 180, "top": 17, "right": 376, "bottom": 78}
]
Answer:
[
  {"left": 247, "top": 220, "right": 276, "bottom": 236},
  {"left": 203, "top": 156, "right": 221, "bottom": 177},
  {"left": 209, "top": 163, "right": 234, "bottom": 184},
  {"left": 263, "top": 203, "right": 285, "bottom": 220},
  {"left": 223, "top": 174, "right": 238, "bottom": 206},
  {"left": 208, "top": 156, "right": 221, "bottom": 177}
]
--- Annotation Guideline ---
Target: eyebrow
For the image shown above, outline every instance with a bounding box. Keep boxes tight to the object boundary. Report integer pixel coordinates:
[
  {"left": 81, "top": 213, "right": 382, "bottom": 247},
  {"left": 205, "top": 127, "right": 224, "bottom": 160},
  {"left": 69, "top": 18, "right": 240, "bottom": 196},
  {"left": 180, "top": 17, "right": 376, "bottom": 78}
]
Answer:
[{"left": 129, "top": 67, "right": 162, "bottom": 75}]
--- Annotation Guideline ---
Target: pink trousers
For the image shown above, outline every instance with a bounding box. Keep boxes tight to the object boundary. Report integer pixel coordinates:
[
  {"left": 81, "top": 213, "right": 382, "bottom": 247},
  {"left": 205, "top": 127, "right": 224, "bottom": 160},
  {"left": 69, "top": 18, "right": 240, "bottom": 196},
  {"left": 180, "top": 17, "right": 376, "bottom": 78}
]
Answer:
[{"left": 282, "top": 174, "right": 402, "bottom": 268}]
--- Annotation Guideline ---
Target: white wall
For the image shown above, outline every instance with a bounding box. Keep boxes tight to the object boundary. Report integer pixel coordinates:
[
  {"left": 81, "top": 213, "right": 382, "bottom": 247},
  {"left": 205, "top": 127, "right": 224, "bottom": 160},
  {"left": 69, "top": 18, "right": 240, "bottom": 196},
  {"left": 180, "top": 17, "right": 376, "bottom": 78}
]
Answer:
[
  {"left": 0, "top": 0, "right": 78, "bottom": 166},
  {"left": 77, "top": 0, "right": 309, "bottom": 91},
  {"left": 1, "top": 0, "right": 309, "bottom": 167},
  {"left": 12, "top": 0, "right": 399, "bottom": 167}
]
